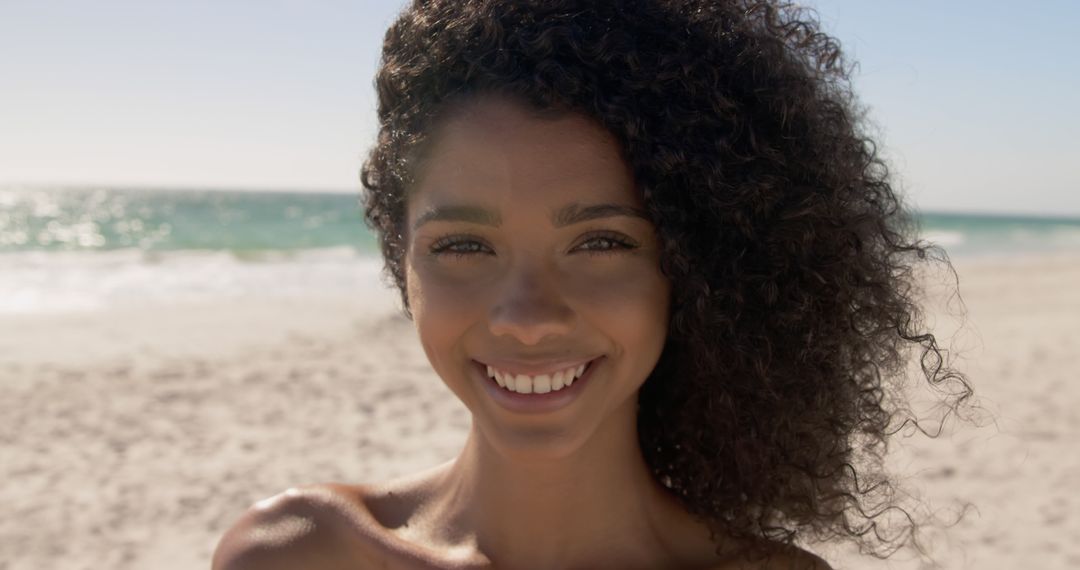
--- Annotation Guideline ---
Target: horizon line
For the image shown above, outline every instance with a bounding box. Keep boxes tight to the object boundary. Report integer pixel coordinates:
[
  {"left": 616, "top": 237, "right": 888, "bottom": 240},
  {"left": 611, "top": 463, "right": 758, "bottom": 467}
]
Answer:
[{"left": 3, "top": 182, "right": 1078, "bottom": 221}]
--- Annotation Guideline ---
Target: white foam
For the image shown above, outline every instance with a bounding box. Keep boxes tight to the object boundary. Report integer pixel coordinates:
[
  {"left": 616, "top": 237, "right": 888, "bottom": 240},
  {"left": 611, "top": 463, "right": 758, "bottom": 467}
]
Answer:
[
  {"left": 0, "top": 248, "right": 394, "bottom": 316},
  {"left": 922, "top": 230, "right": 967, "bottom": 248},
  {"left": 1048, "top": 226, "right": 1080, "bottom": 247}
]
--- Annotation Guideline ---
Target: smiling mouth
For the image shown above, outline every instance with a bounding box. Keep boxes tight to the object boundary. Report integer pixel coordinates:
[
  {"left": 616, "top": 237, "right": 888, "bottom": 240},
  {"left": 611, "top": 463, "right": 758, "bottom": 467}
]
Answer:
[{"left": 480, "top": 359, "right": 596, "bottom": 394}]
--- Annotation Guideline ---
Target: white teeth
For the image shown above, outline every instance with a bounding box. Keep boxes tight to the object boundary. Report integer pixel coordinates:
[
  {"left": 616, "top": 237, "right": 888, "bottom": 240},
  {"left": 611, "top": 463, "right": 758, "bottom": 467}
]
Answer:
[
  {"left": 533, "top": 374, "right": 552, "bottom": 394},
  {"left": 514, "top": 374, "right": 533, "bottom": 394},
  {"left": 486, "top": 361, "right": 593, "bottom": 394},
  {"left": 551, "top": 370, "right": 566, "bottom": 390},
  {"left": 488, "top": 366, "right": 505, "bottom": 388}
]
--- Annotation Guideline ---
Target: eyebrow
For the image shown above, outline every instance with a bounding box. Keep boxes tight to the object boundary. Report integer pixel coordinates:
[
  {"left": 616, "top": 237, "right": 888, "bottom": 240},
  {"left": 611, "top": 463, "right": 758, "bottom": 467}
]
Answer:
[
  {"left": 412, "top": 205, "right": 501, "bottom": 230},
  {"left": 412, "top": 201, "right": 650, "bottom": 231},
  {"left": 553, "top": 203, "right": 650, "bottom": 227}
]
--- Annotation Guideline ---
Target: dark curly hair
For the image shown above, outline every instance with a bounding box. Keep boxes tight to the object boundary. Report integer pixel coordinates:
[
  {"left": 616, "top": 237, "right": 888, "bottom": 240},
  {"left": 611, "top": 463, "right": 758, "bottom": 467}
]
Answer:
[{"left": 361, "top": 0, "right": 972, "bottom": 559}]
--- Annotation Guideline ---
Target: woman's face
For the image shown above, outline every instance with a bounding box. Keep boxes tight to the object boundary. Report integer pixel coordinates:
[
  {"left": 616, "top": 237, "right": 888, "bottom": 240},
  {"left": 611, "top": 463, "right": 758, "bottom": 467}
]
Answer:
[{"left": 404, "top": 96, "right": 670, "bottom": 456}]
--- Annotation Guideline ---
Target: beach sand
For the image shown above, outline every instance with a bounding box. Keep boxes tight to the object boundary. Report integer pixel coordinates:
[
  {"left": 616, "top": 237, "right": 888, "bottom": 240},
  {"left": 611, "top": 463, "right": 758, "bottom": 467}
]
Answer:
[{"left": 2, "top": 254, "right": 1078, "bottom": 569}]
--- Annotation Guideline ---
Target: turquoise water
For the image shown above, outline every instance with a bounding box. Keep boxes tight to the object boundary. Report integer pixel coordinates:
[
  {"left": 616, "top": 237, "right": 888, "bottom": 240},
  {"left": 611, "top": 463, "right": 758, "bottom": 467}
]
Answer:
[
  {"left": 0, "top": 187, "right": 385, "bottom": 314},
  {"left": 1, "top": 186, "right": 1078, "bottom": 315},
  {"left": 0, "top": 186, "right": 378, "bottom": 255},
  {"left": 917, "top": 211, "right": 1080, "bottom": 258}
]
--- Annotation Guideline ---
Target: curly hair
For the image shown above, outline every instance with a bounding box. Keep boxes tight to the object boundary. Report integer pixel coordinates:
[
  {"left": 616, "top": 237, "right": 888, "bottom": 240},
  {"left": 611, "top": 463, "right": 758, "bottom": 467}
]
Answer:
[{"left": 361, "top": 0, "right": 971, "bottom": 559}]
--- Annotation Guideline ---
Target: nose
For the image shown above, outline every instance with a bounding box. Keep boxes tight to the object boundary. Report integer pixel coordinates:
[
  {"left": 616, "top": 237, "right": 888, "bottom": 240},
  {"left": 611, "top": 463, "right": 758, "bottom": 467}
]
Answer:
[{"left": 488, "top": 260, "right": 575, "bottom": 346}]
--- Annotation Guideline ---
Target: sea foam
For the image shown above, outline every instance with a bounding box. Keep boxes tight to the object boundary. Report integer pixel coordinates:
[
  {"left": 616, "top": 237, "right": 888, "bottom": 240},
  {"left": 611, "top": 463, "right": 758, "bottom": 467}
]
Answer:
[{"left": 0, "top": 247, "right": 390, "bottom": 315}]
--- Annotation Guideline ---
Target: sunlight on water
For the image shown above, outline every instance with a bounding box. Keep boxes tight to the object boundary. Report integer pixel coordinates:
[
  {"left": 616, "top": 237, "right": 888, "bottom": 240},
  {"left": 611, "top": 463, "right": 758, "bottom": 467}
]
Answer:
[
  {"left": 0, "top": 188, "right": 173, "bottom": 251},
  {"left": 0, "top": 186, "right": 375, "bottom": 253}
]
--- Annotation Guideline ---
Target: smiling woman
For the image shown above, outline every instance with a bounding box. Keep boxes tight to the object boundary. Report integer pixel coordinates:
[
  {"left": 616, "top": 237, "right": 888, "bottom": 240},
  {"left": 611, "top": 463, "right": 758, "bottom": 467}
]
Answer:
[
  {"left": 405, "top": 99, "right": 672, "bottom": 466},
  {"left": 212, "top": 1, "right": 970, "bottom": 569}
]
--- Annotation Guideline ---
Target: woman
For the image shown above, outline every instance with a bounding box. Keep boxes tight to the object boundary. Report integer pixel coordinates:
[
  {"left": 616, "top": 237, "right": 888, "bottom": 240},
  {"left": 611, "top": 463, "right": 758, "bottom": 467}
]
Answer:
[{"left": 214, "top": 1, "right": 969, "bottom": 568}]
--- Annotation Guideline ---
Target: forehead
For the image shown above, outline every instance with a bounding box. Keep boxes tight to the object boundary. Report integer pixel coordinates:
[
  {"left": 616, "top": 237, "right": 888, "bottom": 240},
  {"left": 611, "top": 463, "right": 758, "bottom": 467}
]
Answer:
[{"left": 410, "top": 97, "right": 637, "bottom": 210}]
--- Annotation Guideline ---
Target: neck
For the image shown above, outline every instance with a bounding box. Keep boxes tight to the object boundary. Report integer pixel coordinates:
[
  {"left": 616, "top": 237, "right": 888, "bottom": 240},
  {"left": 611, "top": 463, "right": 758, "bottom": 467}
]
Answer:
[{"left": 424, "top": 398, "right": 687, "bottom": 569}]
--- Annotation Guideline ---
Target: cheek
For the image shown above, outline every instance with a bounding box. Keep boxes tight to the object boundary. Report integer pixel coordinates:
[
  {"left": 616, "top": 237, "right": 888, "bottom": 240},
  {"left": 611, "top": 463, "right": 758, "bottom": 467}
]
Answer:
[
  {"left": 566, "top": 259, "right": 670, "bottom": 353},
  {"left": 406, "top": 258, "right": 485, "bottom": 372},
  {"left": 407, "top": 259, "right": 489, "bottom": 323}
]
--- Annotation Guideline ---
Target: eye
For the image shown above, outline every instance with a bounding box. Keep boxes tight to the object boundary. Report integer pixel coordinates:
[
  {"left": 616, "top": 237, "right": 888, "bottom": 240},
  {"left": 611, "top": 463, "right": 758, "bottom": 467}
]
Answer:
[
  {"left": 573, "top": 232, "right": 639, "bottom": 254},
  {"left": 429, "top": 234, "right": 493, "bottom": 258}
]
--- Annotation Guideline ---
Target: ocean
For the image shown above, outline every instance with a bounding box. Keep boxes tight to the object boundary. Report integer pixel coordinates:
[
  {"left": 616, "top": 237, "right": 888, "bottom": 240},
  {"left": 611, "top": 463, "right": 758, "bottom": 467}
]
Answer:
[{"left": 2, "top": 186, "right": 1079, "bottom": 315}]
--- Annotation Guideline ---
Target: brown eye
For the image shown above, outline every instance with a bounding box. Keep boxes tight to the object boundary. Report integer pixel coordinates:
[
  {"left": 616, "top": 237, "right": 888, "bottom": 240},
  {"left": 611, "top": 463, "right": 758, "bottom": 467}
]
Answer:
[
  {"left": 430, "top": 235, "right": 493, "bottom": 257},
  {"left": 574, "top": 232, "right": 638, "bottom": 254}
]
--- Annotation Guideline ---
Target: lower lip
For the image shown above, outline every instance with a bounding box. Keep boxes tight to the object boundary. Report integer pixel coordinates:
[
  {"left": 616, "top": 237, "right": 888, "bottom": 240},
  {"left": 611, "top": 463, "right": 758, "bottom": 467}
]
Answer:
[{"left": 475, "top": 358, "right": 599, "bottom": 415}]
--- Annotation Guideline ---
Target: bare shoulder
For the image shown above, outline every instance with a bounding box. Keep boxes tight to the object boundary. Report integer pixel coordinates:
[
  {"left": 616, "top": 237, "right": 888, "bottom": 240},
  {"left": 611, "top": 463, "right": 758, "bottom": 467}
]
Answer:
[
  {"left": 704, "top": 541, "right": 833, "bottom": 570},
  {"left": 211, "top": 483, "right": 385, "bottom": 570},
  {"left": 769, "top": 546, "right": 833, "bottom": 570},
  {"left": 739, "top": 544, "right": 833, "bottom": 570},
  {"left": 211, "top": 465, "right": 465, "bottom": 570}
]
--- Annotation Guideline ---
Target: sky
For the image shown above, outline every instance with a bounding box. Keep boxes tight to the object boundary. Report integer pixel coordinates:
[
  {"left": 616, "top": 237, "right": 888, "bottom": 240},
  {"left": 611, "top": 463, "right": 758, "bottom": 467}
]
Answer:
[{"left": 1, "top": 1, "right": 1077, "bottom": 216}]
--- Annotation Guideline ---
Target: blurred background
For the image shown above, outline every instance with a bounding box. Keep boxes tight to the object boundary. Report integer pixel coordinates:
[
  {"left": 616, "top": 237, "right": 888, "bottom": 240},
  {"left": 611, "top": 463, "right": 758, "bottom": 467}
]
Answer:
[
  {"left": 2, "top": 0, "right": 1079, "bottom": 316},
  {"left": 1, "top": 1, "right": 1077, "bottom": 569}
]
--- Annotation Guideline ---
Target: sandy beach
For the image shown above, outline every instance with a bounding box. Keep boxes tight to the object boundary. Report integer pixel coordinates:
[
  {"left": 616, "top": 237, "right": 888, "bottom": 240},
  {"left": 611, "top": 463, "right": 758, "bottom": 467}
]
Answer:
[{"left": 3, "top": 253, "right": 1078, "bottom": 569}]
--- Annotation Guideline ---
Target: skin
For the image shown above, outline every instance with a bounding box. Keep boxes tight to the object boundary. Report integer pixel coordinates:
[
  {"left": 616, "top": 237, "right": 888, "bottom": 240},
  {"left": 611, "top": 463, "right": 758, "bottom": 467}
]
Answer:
[{"left": 212, "top": 96, "right": 832, "bottom": 570}]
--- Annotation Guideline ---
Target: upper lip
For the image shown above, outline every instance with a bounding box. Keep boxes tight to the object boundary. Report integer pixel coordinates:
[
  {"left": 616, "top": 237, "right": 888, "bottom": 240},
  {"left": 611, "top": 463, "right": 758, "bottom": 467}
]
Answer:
[{"left": 475, "top": 356, "right": 599, "bottom": 377}]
